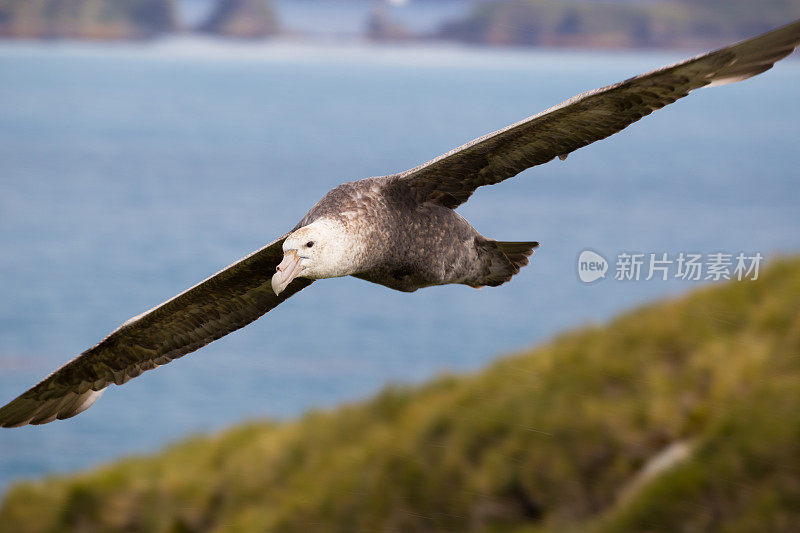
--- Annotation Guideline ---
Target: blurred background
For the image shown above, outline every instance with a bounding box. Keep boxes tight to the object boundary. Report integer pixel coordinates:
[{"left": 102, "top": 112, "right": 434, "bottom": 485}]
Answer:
[
  {"left": 0, "top": 1, "right": 799, "bottom": 531},
  {"left": 1, "top": 0, "right": 799, "bottom": 45}
]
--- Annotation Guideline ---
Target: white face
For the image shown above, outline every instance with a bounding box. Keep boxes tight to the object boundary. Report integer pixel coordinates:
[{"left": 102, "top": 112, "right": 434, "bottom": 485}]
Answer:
[{"left": 271, "top": 218, "right": 357, "bottom": 295}]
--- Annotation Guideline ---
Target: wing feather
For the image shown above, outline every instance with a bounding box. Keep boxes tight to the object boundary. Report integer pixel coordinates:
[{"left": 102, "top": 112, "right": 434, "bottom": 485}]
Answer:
[
  {"left": 0, "top": 235, "right": 313, "bottom": 427},
  {"left": 400, "top": 20, "right": 800, "bottom": 208}
]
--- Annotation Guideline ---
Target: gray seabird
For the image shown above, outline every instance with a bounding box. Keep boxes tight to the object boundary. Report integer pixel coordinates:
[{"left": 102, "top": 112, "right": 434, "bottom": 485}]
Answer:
[{"left": 2, "top": 21, "right": 799, "bottom": 427}]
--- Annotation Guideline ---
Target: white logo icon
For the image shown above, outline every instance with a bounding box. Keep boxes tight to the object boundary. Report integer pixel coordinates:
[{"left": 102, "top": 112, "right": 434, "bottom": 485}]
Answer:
[{"left": 578, "top": 250, "right": 608, "bottom": 283}]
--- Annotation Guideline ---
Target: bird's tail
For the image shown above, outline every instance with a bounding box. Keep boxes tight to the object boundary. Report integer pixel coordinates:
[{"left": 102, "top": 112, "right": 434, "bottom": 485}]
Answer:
[
  {"left": 495, "top": 241, "right": 539, "bottom": 269},
  {"left": 474, "top": 240, "right": 539, "bottom": 287}
]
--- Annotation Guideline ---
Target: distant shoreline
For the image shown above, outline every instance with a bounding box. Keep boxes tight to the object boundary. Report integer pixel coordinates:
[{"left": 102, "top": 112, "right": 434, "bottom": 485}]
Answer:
[{"left": 3, "top": 34, "right": 798, "bottom": 58}]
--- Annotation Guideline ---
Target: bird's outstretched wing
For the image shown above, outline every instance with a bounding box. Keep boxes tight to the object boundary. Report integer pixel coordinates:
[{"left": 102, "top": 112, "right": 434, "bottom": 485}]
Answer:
[
  {"left": 0, "top": 236, "right": 313, "bottom": 427},
  {"left": 400, "top": 20, "right": 800, "bottom": 209}
]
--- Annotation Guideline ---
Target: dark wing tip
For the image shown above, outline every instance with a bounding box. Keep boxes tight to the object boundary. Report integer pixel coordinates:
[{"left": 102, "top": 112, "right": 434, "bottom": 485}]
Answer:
[
  {"left": 0, "top": 387, "right": 106, "bottom": 428},
  {"left": 706, "top": 19, "right": 800, "bottom": 86}
]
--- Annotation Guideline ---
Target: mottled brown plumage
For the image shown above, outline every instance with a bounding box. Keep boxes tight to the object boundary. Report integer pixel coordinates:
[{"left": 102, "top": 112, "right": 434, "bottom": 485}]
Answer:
[
  {"left": 296, "top": 177, "right": 537, "bottom": 292},
  {"left": 0, "top": 237, "right": 313, "bottom": 427},
  {"left": 400, "top": 19, "right": 800, "bottom": 208},
  {"left": 2, "top": 20, "right": 799, "bottom": 427}
]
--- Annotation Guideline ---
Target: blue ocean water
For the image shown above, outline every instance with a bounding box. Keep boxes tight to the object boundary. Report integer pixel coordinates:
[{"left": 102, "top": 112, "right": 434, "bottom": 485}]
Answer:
[{"left": 0, "top": 40, "right": 797, "bottom": 495}]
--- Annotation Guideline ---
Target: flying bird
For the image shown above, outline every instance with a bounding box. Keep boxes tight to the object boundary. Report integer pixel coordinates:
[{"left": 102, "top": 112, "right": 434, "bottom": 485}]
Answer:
[{"left": 2, "top": 21, "right": 799, "bottom": 427}]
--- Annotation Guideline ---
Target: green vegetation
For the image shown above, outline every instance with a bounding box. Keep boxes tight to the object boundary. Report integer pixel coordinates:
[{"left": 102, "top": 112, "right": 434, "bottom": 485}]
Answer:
[
  {"left": 439, "top": 0, "right": 800, "bottom": 48},
  {"left": 0, "top": 0, "right": 177, "bottom": 40},
  {"left": 2, "top": 257, "right": 800, "bottom": 532}
]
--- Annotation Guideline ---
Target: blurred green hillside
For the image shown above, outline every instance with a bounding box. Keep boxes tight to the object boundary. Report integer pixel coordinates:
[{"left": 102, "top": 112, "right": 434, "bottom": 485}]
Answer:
[
  {"left": 439, "top": 0, "right": 800, "bottom": 48},
  {"left": 2, "top": 257, "right": 800, "bottom": 532}
]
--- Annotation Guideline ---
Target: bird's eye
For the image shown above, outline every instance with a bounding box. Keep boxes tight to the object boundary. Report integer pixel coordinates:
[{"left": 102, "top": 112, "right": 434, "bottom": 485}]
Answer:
[{"left": 306, "top": 241, "right": 314, "bottom": 248}]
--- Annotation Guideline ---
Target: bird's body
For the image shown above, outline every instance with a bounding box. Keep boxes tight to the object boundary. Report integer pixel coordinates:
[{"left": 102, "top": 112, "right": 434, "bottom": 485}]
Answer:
[
  {"left": 2, "top": 20, "right": 799, "bottom": 427},
  {"left": 293, "top": 176, "right": 536, "bottom": 292}
]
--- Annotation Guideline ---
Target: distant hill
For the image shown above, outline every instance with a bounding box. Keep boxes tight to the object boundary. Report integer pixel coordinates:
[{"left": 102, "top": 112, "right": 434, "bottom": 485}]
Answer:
[
  {"left": 0, "top": 0, "right": 177, "bottom": 40},
  {"left": 197, "top": 0, "right": 277, "bottom": 39},
  {"left": 2, "top": 257, "right": 800, "bottom": 532},
  {"left": 438, "top": 0, "right": 800, "bottom": 49}
]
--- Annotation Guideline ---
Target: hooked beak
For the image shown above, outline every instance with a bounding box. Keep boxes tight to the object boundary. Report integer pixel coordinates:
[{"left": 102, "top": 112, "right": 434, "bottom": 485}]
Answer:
[{"left": 272, "top": 250, "right": 304, "bottom": 295}]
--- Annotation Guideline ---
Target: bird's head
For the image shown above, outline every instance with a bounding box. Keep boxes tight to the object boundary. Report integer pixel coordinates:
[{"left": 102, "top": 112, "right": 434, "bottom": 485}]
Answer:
[{"left": 271, "top": 218, "right": 356, "bottom": 295}]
